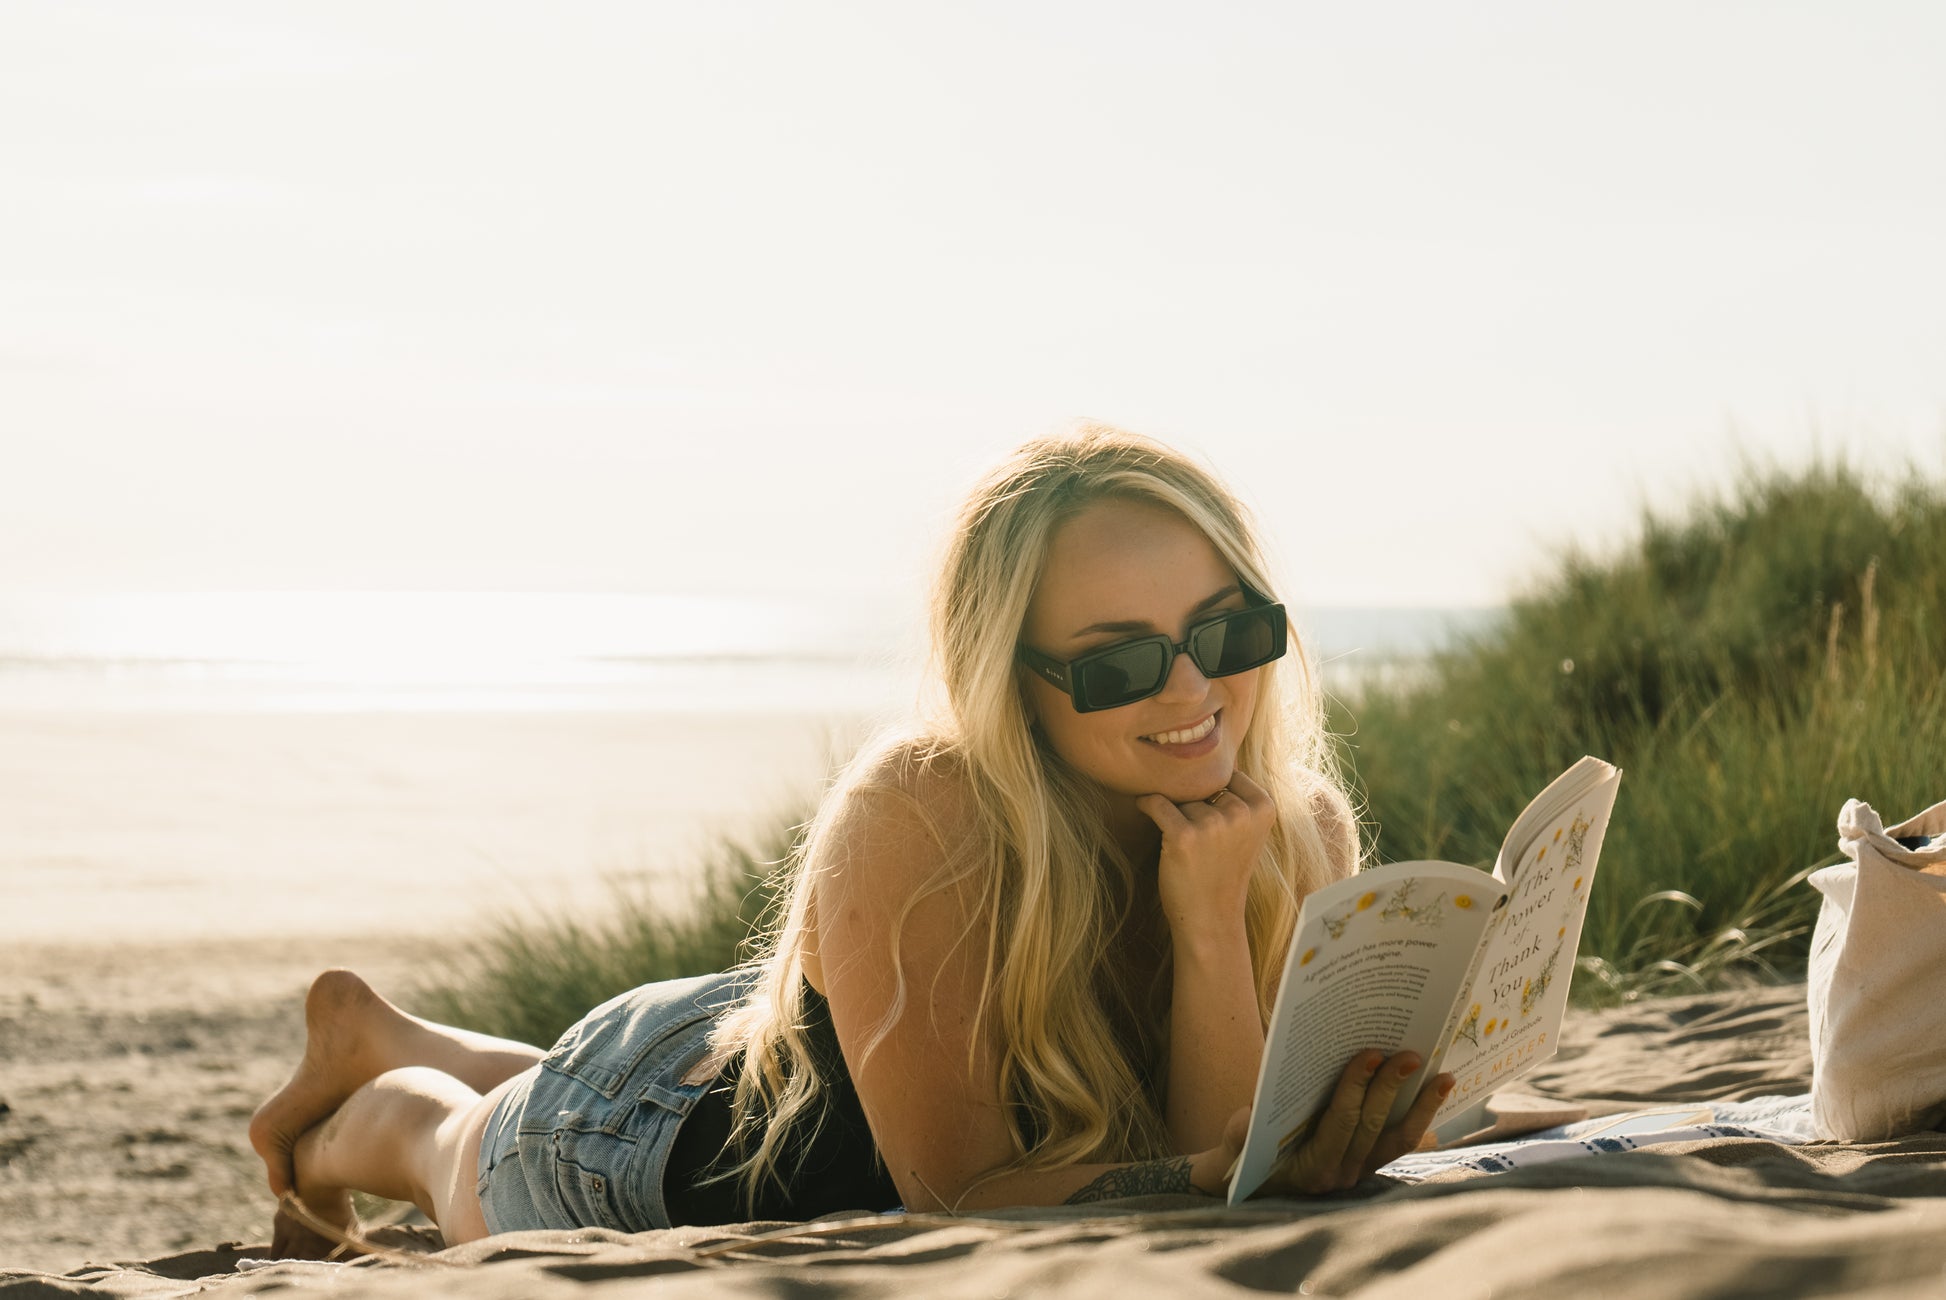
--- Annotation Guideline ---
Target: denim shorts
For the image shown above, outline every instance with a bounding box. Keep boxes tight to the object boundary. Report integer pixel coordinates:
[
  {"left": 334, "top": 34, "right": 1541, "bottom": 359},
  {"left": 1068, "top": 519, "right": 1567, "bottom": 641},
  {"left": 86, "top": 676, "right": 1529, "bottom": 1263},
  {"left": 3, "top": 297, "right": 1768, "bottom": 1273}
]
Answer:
[{"left": 475, "top": 969, "right": 756, "bottom": 1234}]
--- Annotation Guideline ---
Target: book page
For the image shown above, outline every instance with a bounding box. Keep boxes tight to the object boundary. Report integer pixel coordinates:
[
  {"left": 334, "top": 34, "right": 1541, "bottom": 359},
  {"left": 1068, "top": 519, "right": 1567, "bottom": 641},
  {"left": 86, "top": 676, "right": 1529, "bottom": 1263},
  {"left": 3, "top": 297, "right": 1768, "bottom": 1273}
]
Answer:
[
  {"left": 1494, "top": 756, "right": 1622, "bottom": 883},
  {"left": 1227, "top": 858, "right": 1506, "bottom": 1204},
  {"left": 1427, "top": 766, "right": 1622, "bottom": 1126}
]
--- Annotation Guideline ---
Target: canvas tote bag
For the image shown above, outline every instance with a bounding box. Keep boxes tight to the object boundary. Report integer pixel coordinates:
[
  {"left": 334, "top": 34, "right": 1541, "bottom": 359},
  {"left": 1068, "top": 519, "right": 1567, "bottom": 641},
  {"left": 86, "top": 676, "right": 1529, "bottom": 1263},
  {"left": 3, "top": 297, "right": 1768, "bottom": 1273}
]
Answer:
[{"left": 1806, "top": 797, "right": 1946, "bottom": 1141}]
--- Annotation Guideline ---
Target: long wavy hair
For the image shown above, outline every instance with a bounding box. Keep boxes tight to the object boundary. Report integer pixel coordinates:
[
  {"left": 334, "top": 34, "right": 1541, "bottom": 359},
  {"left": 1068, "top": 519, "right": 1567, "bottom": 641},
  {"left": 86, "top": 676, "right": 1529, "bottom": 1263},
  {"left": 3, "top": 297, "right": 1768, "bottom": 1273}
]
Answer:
[{"left": 708, "top": 423, "right": 1358, "bottom": 1209}]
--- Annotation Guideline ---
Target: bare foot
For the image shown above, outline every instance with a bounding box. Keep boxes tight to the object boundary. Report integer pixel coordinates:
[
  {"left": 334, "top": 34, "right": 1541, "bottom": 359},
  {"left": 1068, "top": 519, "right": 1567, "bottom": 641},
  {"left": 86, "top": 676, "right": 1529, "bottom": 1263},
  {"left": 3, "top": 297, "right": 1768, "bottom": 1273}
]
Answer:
[
  {"left": 271, "top": 1190, "right": 366, "bottom": 1261},
  {"left": 251, "top": 969, "right": 544, "bottom": 1200},
  {"left": 249, "top": 970, "right": 403, "bottom": 1197}
]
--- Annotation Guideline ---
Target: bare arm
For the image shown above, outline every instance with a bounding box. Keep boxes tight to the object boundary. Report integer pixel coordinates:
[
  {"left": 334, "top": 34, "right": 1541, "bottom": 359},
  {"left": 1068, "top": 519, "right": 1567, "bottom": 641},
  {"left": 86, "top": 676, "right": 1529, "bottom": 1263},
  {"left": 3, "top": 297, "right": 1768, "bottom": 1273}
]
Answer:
[
  {"left": 1150, "top": 775, "right": 1363, "bottom": 1153},
  {"left": 1162, "top": 910, "right": 1262, "bottom": 1153},
  {"left": 1140, "top": 771, "right": 1276, "bottom": 1152},
  {"left": 809, "top": 762, "right": 1032, "bottom": 1211}
]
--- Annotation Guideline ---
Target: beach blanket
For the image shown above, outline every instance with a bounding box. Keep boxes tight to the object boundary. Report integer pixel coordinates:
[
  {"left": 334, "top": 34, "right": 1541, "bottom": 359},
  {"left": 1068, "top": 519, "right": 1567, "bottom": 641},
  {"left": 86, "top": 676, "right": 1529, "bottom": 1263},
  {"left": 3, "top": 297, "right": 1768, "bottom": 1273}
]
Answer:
[
  {"left": 1378, "top": 1091, "right": 1817, "bottom": 1182},
  {"left": 7, "top": 981, "right": 1945, "bottom": 1300}
]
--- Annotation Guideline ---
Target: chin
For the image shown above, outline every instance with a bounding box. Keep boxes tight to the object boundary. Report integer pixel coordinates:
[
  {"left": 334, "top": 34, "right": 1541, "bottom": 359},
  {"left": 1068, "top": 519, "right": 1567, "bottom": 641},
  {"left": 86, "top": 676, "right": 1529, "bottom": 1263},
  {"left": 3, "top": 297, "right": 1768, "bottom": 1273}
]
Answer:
[{"left": 1148, "top": 763, "right": 1236, "bottom": 805}]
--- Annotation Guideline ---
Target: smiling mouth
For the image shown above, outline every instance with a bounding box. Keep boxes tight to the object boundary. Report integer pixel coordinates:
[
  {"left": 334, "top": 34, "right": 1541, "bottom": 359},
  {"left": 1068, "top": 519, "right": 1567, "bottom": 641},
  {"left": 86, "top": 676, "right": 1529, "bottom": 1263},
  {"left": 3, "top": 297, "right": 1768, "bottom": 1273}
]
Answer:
[{"left": 1141, "top": 712, "right": 1217, "bottom": 746}]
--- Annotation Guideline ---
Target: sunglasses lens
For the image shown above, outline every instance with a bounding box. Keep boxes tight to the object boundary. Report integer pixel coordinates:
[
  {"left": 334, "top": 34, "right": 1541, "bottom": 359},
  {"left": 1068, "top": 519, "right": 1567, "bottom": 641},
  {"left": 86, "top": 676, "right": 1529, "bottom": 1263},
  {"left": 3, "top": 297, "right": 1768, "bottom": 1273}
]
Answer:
[
  {"left": 1193, "top": 607, "right": 1285, "bottom": 676},
  {"left": 1059, "top": 604, "right": 1288, "bottom": 712},
  {"left": 1076, "top": 640, "right": 1169, "bottom": 711}
]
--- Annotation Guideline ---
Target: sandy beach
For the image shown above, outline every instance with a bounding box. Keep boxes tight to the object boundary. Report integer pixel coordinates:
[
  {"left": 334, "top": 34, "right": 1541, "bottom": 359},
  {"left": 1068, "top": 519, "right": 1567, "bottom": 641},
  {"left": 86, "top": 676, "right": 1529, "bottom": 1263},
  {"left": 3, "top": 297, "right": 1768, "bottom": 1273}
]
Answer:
[
  {"left": 8, "top": 938, "right": 1946, "bottom": 1297},
  {"left": 6, "top": 709, "right": 876, "bottom": 943},
  {"left": 0, "top": 936, "right": 440, "bottom": 1274}
]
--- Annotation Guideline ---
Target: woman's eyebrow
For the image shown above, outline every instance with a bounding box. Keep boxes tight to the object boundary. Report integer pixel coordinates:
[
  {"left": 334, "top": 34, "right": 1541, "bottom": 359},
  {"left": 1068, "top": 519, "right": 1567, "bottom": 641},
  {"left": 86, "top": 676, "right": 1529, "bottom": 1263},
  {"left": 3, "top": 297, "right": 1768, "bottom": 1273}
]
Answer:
[{"left": 1070, "top": 584, "right": 1243, "bottom": 639}]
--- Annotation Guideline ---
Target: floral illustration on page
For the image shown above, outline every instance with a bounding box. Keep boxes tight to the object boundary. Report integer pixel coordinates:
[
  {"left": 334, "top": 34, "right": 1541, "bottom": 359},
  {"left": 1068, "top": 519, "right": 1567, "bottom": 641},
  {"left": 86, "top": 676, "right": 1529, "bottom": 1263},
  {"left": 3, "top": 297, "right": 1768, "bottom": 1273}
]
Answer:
[
  {"left": 1379, "top": 879, "right": 1447, "bottom": 929},
  {"left": 1522, "top": 939, "right": 1563, "bottom": 1017},
  {"left": 1565, "top": 814, "right": 1591, "bottom": 869}
]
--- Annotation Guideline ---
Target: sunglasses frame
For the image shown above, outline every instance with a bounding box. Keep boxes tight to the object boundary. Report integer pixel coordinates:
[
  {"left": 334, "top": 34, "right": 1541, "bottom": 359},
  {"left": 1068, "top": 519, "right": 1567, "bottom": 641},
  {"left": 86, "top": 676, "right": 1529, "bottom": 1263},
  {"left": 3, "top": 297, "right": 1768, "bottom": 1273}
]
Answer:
[{"left": 1017, "top": 588, "right": 1288, "bottom": 714}]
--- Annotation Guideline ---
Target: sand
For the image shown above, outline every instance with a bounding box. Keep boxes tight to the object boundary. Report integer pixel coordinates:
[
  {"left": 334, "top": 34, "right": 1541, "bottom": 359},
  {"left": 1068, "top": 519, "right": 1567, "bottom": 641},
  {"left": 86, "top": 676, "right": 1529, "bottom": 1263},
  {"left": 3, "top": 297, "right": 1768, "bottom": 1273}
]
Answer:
[
  {"left": 0, "top": 937, "right": 435, "bottom": 1275},
  {"left": 6, "top": 941, "right": 1945, "bottom": 1299},
  {"left": 5, "top": 710, "right": 874, "bottom": 942}
]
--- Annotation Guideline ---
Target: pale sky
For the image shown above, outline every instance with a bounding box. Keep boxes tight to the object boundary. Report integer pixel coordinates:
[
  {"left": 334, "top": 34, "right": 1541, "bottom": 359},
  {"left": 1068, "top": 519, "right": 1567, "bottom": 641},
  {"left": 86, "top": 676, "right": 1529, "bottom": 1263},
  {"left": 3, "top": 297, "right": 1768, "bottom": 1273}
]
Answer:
[{"left": 4, "top": 1, "right": 1942, "bottom": 608}]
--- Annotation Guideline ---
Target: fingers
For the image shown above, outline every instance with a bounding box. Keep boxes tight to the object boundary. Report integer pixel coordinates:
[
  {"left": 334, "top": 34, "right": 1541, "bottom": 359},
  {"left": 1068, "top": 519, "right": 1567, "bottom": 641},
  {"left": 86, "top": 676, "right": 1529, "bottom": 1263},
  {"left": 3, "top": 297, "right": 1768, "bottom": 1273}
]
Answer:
[
  {"left": 1224, "top": 770, "right": 1271, "bottom": 811},
  {"left": 1141, "top": 769, "right": 1272, "bottom": 823},
  {"left": 1367, "top": 1073, "right": 1456, "bottom": 1170},
  {"left": 1184, "top": 770, "right": 1270, "bottom": 822},
  {"left": 1222, "top": 1104, "right": 1252, "bottom": 1154},
  {"left": 1134, "top": 793, "right": 1192, "bottom": 835},
  {"left": 1290, "top": 1050, "right": 1385, "bottom": 1190},
  {"left": 1139, "top": 785, "right": 1262, "bottom": 841},
  {"left": 1204, "top": 1106, "right": 1251, "bottom": 1195},
  {"left": 1332, "top": 1051, "right": 1422, "bottom": 1188},
  {"left": 1264, "top": 1052, "right": 1447, "bottom": 1197}
]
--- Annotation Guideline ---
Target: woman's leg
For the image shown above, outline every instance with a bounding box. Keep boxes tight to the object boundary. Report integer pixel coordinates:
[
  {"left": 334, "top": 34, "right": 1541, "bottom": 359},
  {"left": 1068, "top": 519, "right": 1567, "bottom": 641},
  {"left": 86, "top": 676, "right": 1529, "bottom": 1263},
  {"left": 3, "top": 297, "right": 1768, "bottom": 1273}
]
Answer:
[
  {"left": 274, "top": 1067, "right": 521, "bottom": 1258},
  {"left": 250, "top": 969, "right": 545, "bottom": 1197}
]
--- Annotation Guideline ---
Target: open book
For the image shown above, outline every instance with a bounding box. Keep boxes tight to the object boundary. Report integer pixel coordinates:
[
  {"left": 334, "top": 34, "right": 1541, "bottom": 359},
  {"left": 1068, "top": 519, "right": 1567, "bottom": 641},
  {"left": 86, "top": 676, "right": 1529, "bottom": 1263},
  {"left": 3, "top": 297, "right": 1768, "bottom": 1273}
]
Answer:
[{"left": 1227, "top": 756, "right": 1623, "bottom": 1204}]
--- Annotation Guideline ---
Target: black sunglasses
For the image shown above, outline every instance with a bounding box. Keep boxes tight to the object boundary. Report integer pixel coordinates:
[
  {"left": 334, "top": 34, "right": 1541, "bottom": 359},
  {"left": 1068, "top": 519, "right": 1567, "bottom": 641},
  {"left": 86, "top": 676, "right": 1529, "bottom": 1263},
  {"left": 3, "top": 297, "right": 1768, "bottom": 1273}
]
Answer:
[{"left": 1017, "top": 590, "right": 1288, "bottom": 713}]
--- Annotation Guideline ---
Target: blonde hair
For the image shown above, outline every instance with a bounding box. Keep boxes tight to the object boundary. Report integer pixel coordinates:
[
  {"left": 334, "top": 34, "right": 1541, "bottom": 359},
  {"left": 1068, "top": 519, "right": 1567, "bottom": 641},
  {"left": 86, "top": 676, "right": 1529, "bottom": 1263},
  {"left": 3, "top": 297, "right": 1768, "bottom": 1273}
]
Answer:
[{"left": 709, "top": 423, "right": 1357, "bottom": 1208}]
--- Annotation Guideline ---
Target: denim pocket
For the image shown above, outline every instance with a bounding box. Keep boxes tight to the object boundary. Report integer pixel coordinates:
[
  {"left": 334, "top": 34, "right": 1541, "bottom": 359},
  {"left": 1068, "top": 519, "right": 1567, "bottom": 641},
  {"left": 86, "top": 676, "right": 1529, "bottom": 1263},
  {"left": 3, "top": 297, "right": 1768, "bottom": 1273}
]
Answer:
[{"left": 549, "top": 1129, "right": 632, "bottom": 1233}]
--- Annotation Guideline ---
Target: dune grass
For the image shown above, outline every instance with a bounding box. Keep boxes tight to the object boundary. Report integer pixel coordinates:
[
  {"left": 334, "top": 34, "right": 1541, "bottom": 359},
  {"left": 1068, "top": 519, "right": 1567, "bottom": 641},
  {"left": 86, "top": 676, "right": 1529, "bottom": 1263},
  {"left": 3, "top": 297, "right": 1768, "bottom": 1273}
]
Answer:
[
  {"left": 1335, "top": 458, "right": 1946, "bottom": 1004},
  {"left": 414, "top": 817, "right": 801, "bottom": 1046},
  {"left": 423, "top": 457, "right": 1945, "bottom": 1038}
]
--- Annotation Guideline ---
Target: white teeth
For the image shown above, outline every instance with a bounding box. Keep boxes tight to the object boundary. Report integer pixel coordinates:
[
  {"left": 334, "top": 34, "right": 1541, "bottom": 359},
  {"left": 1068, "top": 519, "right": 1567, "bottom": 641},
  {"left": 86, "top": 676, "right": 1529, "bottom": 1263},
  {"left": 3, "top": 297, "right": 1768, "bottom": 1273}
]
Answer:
[{"left": 1144, "top": 714, "right": 1216, "bottom": 745}]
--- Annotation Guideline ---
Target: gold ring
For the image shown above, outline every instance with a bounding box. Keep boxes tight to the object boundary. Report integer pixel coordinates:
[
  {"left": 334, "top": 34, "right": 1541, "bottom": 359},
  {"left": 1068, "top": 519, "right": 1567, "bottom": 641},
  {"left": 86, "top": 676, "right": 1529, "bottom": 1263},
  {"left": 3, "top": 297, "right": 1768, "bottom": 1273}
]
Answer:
[{"left": 1205, "top": 788, "right": 1231, "bottom": 806}]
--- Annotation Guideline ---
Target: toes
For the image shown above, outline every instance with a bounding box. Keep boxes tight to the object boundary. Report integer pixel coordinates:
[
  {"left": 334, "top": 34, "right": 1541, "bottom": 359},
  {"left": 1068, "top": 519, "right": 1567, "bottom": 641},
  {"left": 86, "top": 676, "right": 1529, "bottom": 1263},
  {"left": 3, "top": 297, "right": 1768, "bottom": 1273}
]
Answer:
[
  {"left": 272, "top": 1197, "right": 356, "bottom": 1261},
  {"left": 269, "top": 1205, "right": 304, "bottom": 1259},
  {"left": 246, "top": 1108, "right": 298, "bottom": 1196}
]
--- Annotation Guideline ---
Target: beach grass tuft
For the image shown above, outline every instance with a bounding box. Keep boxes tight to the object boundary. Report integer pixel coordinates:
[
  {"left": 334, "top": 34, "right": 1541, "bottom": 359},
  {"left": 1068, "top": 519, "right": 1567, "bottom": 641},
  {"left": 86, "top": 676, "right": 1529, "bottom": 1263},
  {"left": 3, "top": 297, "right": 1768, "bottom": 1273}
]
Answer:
[
  {"left": 1333, "top": 457, "right": 1946, "bottom": 1004},
  {"left": 414, "top": 814, "right": 803, "bottom": 1045}
]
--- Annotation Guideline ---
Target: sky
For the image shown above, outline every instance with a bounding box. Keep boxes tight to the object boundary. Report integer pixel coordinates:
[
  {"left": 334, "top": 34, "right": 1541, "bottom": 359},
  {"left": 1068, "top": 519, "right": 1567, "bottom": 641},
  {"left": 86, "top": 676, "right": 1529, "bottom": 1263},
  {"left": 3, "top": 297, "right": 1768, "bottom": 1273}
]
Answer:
[{"left": 4, "top": 1, "right": 1943, "bottom": 609}]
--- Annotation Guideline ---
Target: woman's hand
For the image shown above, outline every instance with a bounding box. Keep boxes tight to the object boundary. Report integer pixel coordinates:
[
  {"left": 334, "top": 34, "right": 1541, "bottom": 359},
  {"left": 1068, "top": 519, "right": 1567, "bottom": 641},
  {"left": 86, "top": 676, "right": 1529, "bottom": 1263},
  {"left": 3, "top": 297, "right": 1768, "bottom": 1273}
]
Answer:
[
  {"left": 1197, "top": 1050, "right": 1454, "bottom": 1197},
  {"left": 1136, "top": 769, "right": 1277, "bottom": 953}
]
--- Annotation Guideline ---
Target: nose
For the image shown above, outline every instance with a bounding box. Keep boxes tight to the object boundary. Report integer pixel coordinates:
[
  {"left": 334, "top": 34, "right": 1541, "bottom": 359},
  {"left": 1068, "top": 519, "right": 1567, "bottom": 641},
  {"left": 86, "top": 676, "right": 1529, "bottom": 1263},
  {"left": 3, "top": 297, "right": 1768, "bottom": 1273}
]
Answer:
[{"left": 1155, "top": 641, "right": 1210, "bottom": 703}]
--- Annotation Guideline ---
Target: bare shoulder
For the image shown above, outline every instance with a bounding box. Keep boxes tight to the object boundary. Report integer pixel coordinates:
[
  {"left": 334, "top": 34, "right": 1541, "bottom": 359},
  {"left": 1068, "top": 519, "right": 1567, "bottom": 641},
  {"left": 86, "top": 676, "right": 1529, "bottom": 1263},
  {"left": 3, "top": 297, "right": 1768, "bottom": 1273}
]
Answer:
[
  {"left": 824, "top": 736, "right": 981, "bottom": 875},
  {"left": 804, "top": 736, "right": 984, "bottom": 989}
]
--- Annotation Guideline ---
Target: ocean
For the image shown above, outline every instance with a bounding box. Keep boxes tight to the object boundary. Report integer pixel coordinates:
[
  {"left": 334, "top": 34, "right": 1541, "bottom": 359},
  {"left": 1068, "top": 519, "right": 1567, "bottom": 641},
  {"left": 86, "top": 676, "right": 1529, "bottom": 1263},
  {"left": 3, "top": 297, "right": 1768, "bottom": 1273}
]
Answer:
[
  {"left": 0, "top": 593, "right": 1493, "bottom": 943},
  {"left": 0, "top": 592, "right": 1488, "bottom": 714}
]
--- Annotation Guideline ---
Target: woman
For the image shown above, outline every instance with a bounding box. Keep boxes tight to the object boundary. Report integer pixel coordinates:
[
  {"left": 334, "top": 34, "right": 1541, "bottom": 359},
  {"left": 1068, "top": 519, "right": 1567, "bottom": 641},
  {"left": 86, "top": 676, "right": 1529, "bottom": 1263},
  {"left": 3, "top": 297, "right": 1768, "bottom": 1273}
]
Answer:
[{"left": 248, "top": 426, "right": 1453, "bottom": 1254}]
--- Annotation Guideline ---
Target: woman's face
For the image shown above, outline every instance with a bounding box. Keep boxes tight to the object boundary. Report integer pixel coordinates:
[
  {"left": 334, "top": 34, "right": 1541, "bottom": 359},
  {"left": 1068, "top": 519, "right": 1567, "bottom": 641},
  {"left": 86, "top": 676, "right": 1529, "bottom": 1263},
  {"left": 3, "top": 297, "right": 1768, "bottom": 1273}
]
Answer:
[{"left": 1019, "top": 497, "right": 1262, "bottom": 807}]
